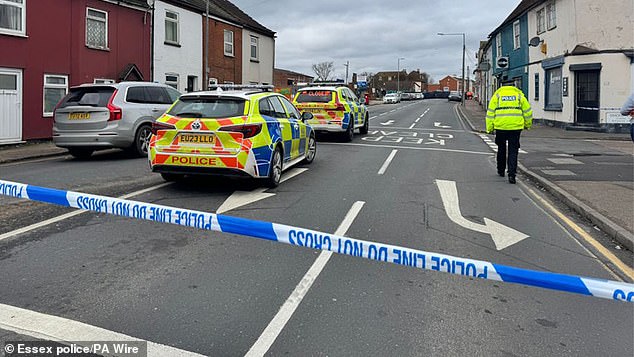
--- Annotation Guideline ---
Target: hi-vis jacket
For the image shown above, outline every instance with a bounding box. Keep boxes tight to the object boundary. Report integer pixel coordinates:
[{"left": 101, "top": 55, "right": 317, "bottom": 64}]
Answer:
[{"left": 486, "top": 86, "right": 533, "bottom": 133}]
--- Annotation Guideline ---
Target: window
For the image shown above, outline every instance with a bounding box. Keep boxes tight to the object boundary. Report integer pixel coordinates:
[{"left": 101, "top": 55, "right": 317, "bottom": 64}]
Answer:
[
  {"left": 259, "top": 98, "right": 274, "bottom": 116},
  {"left": 145, "top": 87, "right": 173, "bottom": 104},
  {"left": 536, "top": 8, "right": 545, "bottom": 34},
  {"left": 165, "top": 87, "right": 181, "bottom": 102},
  {"left": 496, "top": 33, "right": 502, "bottom": 58},
  {"left": 224, "top": 30, "right": 234, "bottom": 56},
  {"left": 534, "top": 73, "right": 539, "bottom": 101},
  {"left": 165, "top": 10, "right": 179, "bottom": 45},
  {"left": 513, "top": 20, "right": 520, "bottom": 50},
  {"left": 43, "top": 75, "right": 68, "bottom": 116},
  {"left": 126, "top": 87, "right": 147, "bottom": 103},
  {"left": 250, "top": 35, "right": 259, "bottom": 61},
  {"left": 279, "top": 96, "right": 300, "bottom": 119},
  {"left": 268, "top": 96, "right": 288, "bottom": 118},
  {"left": 546, "top": 2, "right": 556, "bottom": 29},
  {"left": 0, "top": 0, "right": 25, "bottom": 35},
  {"left": 545, "top": 66, "right": 562, "bottom": 110},
  {"left": 165, "top": 74, "right": 179, "bottom": 90},
  {"left": 93, "top": 78, "right": 115, "bottom": 84},
  {"left": 86, "top": 8, "right": 108, "bottom": 49}
]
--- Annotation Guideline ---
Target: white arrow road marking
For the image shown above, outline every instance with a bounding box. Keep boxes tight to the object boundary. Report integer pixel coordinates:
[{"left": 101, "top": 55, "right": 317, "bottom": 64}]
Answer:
[
  {"left": 380, "top": 120, "right": 395, "bottom": 126},
  {"left": 216, "top": 168, "right": 307, "bottom": 214},
  {"left": 435, "top": 179, "right": 529, "bottom": 250},
  {"left": 434, "top": 122, "right": 452, "bottom": 128}
]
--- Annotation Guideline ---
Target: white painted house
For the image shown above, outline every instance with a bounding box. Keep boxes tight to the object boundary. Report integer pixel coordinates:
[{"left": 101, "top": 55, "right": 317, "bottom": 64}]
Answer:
[
  {"left": 153, "top": 0, "right": 203, "bottom": 93},
  {"left": 526, "top": 0, "right": 633, "bottom": 130},
  {"left": 242, "top": 28, "right": 274, "bottom": 85}
]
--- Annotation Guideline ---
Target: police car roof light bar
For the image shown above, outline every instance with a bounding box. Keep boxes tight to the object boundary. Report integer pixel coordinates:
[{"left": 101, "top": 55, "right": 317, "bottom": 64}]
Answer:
[{"left": 210, "top": 84, "right": 275, "bottom": 92}]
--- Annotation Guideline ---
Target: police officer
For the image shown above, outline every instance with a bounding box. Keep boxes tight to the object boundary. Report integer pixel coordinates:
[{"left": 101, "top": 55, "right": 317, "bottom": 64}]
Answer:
[{"left": 486, "top": 85, "right": 532, "bottom": 184}]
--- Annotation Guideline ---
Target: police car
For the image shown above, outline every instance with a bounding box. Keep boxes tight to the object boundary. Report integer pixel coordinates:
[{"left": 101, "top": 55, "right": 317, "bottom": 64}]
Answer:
[
  {"left": 292, "top": 83, "right": 369, "bottom": 141},
  {"left": 148, "top": 85, "right": 316, "bottom": 187}
]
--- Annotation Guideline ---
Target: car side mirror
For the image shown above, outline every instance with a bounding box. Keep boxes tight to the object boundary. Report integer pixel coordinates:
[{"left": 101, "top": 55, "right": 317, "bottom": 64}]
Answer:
[{"left": 301, "top": 111, "right": 314, "bottom": 122}]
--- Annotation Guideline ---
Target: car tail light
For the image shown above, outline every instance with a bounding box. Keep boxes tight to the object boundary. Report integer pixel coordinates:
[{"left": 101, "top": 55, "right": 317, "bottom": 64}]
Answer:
[
  {"left": 151, "top": 121, "right": 175, "bottom": 135},
  {"left": 333, "top": 92, "right": 345, "bottom": 111},
  {"left": 218, "top": 123, "right": 262, "bottom": 138},
  {"left": 107, "top": 89, "right": 122, "bottom": 121}
]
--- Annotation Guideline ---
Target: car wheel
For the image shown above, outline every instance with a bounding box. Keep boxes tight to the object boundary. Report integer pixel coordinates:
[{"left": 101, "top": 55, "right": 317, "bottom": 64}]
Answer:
[
  {"left": 303, "top": 133, "right": 316, "bottom": 164},
  {"left": 265, "top": 146, "right": 283, "bottom": 188},
  {"left": 359, "top": 113, "right": 369, "bottom": 134},
  {"left": 343, "top": 119, "right": 354, "bottom": 142},
  {"left": 130, "top": 124, "right": 152, "bottom": 157},
  {"left": 68, "top": 148, "right": 94, "bottom": 159},
  {"left": 160, "top": 173, "right": 184, "bottom": 182}
]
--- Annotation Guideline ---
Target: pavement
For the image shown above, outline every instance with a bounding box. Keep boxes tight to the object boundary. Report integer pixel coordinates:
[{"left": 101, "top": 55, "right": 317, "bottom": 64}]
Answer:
[
  {"left": 456, "top": 99, "right": 634, "bottom": 252},
  {"left": 1, "top": 101, "right": 632, "bottom": 253}
]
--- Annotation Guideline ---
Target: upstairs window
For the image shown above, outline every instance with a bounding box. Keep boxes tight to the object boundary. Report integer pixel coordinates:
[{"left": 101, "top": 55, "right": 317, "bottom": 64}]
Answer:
[
  {"left": 0, "top": 0, "right": 25, "bottom": 35},
  {"left": 224, "top": 30, "right": 234, "bottom": 56},
  {"left": 536, "top": 8, "right": 545, "bottom": 34},
  {"left": 86, "top": 8, "right": 108, "bottom": 49},
  {"left": 250, "top": 35, "right": 259, "bottom": 61},
  {"left": 546, "top": 2, "right": 556, "bottom": 29},
  {"left": 496, "top": 33, "right": 502, "bottom": 58},
  {"left": 513, "top": 20, "right": 521, "bottom": 50},
  {"left": 165, "top": 10, "right": 179, "bottom": 45}
]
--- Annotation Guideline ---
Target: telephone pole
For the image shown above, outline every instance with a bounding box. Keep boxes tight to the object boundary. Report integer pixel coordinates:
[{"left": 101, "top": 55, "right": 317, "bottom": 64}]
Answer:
[{"left": 343, "top": 61, "right": 349, "bottom": 84}]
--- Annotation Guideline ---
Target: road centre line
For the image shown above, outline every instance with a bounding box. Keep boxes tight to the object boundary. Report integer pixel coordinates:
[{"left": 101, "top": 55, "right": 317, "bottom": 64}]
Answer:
[
  {"left": 0, "top": 182, "right": 171, "bottom": 242},
  {"left": 0, "top": 303, "right": 204, "bottom": 356},
  {"left": 246, "top": 201, "right": 365, "bottom": 357},
  {"left": 322, "top": 142, "right": 492, "bottom": 156},
  {"left": 382, "top": 126, "right": 465, "bottom": 132},
  {"left": 378, "top": 149, "right": 398, "bottom": 175}
]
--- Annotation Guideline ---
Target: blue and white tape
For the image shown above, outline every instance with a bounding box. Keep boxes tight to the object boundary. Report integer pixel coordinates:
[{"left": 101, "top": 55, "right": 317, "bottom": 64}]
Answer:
[{"left": 1, "top": 179, "right": 633, "bottom": 303}]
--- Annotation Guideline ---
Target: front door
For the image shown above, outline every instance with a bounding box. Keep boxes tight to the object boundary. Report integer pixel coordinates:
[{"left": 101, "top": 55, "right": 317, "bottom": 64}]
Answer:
[
  {"left": 0, "top": 68, "right": 22, "bottom": 144},
  {"left": 575, "top": 70, "right": 600, "bottom": 125}
]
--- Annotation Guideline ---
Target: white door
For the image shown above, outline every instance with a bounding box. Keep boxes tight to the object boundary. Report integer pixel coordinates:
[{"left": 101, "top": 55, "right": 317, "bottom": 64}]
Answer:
[{"left": 0, "top": 68, "right": 22, "bottom": 144}]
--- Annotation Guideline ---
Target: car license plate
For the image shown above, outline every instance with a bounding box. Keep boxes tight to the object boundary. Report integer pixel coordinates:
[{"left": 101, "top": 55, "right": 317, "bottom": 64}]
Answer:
[
  {"left": 179, "top": 133, "right": 215, "bottom": 145},
  {"left": 68, "top": 113, "right": 90, "bottom": 120}
]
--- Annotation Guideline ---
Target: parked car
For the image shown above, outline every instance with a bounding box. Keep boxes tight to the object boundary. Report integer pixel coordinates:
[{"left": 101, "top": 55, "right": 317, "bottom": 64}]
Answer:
[
  {"left": 53, "top": 82, "right": 181, "bottom": 158},
  {"left": 383, "top": 93, "right": 400, "bottom": 104},
  {"left": 292, "top": 83, "right": 369, "bottom": 141},
  {"left": 149, "top": 85, "right": 316, "bottom": 187},
  {"left": 448, "top": 91, "right": 462, "bottom": 102}
]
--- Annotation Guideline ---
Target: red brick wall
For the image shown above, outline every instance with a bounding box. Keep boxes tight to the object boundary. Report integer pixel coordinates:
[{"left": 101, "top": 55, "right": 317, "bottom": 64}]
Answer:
[{"left": 204, "top": 19, "right": 242, "bottom": 85}]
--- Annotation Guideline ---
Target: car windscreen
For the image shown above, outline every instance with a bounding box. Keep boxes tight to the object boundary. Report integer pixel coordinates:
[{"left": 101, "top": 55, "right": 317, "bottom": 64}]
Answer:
[
  {"left": 295, "top": 90, "right": 333, "bottom": 103},
  {"left": 167, "top": 97, "right": 246, "bottom": 118},
  {"left": 58, "top": 87, "right": 116, "bottom": 108}
]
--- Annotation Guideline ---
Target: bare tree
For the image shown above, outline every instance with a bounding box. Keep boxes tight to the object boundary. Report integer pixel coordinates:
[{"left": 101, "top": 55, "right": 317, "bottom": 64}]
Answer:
[{"left": 312, "top": 61, "right": 335, "bottom": 81}]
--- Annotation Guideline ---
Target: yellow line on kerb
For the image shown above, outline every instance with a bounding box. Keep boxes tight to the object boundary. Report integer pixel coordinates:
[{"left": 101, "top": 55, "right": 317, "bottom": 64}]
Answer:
[{"left": 522, "top": 183, "right": 634, "bottom": 281}]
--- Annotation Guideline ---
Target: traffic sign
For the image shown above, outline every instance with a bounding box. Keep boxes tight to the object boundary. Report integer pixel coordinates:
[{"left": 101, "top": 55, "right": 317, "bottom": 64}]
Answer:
[{"left": 497, "top": 56, "right": 509, "bottom": 69}]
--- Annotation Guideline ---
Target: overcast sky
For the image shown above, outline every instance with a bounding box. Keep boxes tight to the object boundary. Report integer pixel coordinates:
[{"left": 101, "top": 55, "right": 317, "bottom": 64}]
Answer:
[{"left": 230, "top": 0, "right": 522, "bottom": 83}]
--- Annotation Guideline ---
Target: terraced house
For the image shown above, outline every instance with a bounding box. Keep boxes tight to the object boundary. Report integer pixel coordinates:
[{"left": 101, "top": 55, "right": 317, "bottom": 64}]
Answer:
[
  {"left": 476, "top": 0, "right": 633, "bottom": 132},
  {"left": 0, "top": 0, "right": 275, "bottom": 144}
]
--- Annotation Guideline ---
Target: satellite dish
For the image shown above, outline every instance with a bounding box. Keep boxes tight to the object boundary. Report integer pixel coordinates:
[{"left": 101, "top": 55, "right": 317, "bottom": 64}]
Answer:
[{"left": 529, "top": 36, "right": 542, "bottom": 47}]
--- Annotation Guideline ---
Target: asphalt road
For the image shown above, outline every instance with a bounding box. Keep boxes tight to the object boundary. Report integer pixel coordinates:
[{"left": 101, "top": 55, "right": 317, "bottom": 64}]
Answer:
[{"left": 0, "top": 99, "right": 632, "bottom": 356}]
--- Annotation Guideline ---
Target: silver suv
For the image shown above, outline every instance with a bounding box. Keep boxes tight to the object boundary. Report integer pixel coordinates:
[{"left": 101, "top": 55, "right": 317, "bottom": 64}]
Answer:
[{"left": 53, "top": 82, "right": 180, "bottom": 158}]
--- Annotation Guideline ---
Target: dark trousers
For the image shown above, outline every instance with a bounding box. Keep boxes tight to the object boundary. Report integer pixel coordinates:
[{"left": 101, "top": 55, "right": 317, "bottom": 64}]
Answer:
[{"left": 495, "top": 129, "right": 522, "bottom": 177}]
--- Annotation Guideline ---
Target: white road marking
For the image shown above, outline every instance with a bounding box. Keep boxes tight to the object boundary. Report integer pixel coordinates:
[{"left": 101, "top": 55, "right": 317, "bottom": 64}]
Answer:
[
  {"left": 408, "top": 108, "right": 430, "bottom": 129},
  {"left": 246, "top": 201, "right": 365, "bottom": 357},
  {"left": 0, "top": 182, "right": 171, "bottom": 242},
  {"left": 380, "top": 120, "right": 395, "bottom": 126},
  {"left": 216, "top": 168, "right": 307, "bottom": 214},
  {"left": 322, "top": 142, "right": 492, "bottom": 156},
  {"left": 435, "top": 179, "right": 530, "bottom": 250},
  {"left": 434, "top": 122, "right": 451, "bottom": 128},
  {"left": 478, "top": 133, "right": 527, "bottom": 154},
  {"left": 547, "top": 158, "right": 583, "bottom": 165},
  {"left": 0, "top": 303, "right": 204, "bottom": 356},
  {"left": 377, "top": 149, "right": 398, "bottom": 175}
]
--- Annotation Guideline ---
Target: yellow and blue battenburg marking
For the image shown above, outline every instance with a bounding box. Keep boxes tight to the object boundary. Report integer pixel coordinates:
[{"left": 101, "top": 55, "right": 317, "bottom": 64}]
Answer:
[
  {"left": 2, "top": 179, "right": 632, "bottom": 303},
  {"left": 149, "top": 92, "right": 313, "bottom": 178}
]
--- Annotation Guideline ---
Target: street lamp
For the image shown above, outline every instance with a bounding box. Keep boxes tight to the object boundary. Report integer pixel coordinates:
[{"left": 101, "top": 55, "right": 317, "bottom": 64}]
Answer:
[
  {"left": 438, "top": 32, "right": 466, "bottom": 105},
  {"left": 397, "top": 57, "right": 405, "bottom": 94}
]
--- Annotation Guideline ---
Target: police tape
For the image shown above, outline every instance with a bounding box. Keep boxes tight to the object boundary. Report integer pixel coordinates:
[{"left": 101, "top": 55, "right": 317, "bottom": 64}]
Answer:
[{"left": 1, "top": 179, "right": 633, "bottom": 303}]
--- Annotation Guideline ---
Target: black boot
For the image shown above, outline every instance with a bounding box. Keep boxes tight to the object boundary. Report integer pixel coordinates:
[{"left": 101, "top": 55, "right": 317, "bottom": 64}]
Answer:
[
  {"left": 508, "top": 175, "right": 516, "bottom": 184},
  {"left": 498, "top": 170, "right": 505, "bottom": 177}
]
